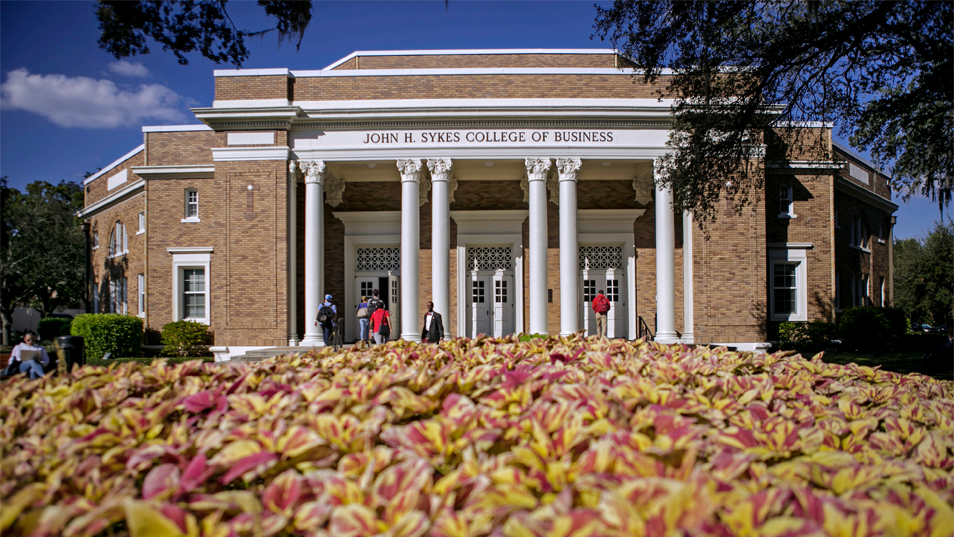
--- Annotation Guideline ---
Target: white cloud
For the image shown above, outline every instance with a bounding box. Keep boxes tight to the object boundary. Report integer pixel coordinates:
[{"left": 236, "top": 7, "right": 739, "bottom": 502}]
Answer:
[
  {"left": 108, "top": 60, "right": 150, "bottom": 77},
  {"left": 0, "top": 69, "right": 186, "bottom": 128}
]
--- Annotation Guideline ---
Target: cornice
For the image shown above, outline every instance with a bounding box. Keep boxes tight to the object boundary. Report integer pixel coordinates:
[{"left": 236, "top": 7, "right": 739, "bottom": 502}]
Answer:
[
  {"left": 78, "top": 179, "right": 144, "bottom": 219},
  {"left": 167, "top": 247, "right": 214, "bottom": 254},
  {"left": 450, "top": 210, "right": 529, "bottom": 225},
  {"left": 291, "top": 118, "right": 672, "bottom": 130},
  {"left": 191, "top": 106, "right": 304, "bottom": 131},
  {"left": 834, "top": 177, "right": 898, "bottom": 213},
  {"left": 766, "top": 160, "right": 843, "bottom": 173},
  {"left": 212, "top": 147, "right": 290, "bottom": 162},
  {"left": 132, "top": 165, "right": 215, "bottom": 180},
  {"left": 332, "top": 211, "right": 402, "bottom": 227},
  {"left": 83, "top": 145, "right": 144, "bottom": 185}
]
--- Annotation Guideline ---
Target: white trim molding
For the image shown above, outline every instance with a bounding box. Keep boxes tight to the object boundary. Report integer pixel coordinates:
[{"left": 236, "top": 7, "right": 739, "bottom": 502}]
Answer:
[
  {"left": 170, "top": 249, "right": 213, "bottom": 325},
  {"left": 142, "top": 124, "right": 212, "bottom": 132},
  {"left": 84, "top": 145, "right": 144, "bottom": 185},
  {"left": 769, "top": 248, "right": 808, "bottom": 322},
  {"left": 132, "top": 165, "right": 215, "bottom": 180},
  {"left": 322, "top": 49, "right": 621, "bottom": 70},
  {"left": 77, "top": 179, "right": 144, "bottom": 218}
]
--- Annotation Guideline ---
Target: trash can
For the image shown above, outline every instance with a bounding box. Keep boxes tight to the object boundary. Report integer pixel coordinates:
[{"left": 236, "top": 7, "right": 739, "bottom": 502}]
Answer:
[{"left": 55, "top": 336, "right": 86, "bottom": 373}]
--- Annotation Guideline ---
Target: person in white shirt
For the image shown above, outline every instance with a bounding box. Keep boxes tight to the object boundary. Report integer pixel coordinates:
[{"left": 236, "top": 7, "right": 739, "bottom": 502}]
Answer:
[
  {"left": 421, "top": 301, "right": 445, "bottom": 343},
  {"left": 3, "top": 331, "right": 50, "bottom": 379}
]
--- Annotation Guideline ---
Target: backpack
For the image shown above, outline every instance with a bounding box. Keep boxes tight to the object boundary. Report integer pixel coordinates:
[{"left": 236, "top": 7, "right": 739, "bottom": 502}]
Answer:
[
  {"left": 317, "top": 304, "right": 334, "bottom": 324},
  {"left": 593, "top": 295, "right": 610, "bottom": 314},
  {"left": 368, "top": 297, "right": 383, "bottom": 316}
]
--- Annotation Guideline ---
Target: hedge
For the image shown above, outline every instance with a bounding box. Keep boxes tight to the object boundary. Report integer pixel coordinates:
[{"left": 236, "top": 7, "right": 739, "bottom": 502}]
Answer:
[
  {"left": 160, "top": 320, "right": 213, "bottom": 357},
  {"left": 838, "top": 306, "right": 908, "bottom": 352},
  {"left": 70, "top": 314, "right": 143, "bottom": 360}
]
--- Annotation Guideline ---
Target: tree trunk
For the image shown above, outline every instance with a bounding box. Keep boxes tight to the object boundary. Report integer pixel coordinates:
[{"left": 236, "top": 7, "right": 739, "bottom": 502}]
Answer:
[{"left": 1, "top": 308, "right": 12, "bottom": 347}]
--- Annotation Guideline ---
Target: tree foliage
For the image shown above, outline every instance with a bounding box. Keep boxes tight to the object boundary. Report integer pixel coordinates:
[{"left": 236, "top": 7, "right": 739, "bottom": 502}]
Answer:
[
  {"left": 893, "top": 221, "right": 954, "bottom": 330},
  {"left": 0, "top": 179, "right": 86, "bottom": 346},
  {"left": 96, "top": 0, "right": 313, "bottom": 67},
  {"left": 594, "top": 1, "right": 953, "bottom": 222}
]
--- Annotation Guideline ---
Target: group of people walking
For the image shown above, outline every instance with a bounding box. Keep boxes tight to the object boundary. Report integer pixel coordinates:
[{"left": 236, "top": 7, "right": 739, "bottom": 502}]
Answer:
[{"left": 317, "top": 288, "right": 446, "bottom": 347}]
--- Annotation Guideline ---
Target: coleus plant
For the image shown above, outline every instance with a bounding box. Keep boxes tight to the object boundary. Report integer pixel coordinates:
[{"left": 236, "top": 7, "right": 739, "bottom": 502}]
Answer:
[{"left": 1, "top": 336, "right": 952, "bottom": 537}]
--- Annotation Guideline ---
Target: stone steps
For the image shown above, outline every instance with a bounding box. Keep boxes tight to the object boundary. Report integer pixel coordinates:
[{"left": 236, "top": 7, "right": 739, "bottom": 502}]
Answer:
[{"left": 230, "top": 344, "right": 357, "bottom": 362}]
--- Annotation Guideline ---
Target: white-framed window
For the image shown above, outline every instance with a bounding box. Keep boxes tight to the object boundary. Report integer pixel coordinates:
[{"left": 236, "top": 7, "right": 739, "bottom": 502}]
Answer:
[
  {"left": 170, "top": 247, "right": 212, "bottom": 324},
  {"left": 862, "top": 274, "right": 869, "bottom": 306},
  {"left": 109, "top": 277, "right": 127, "bottom": 314},
  {"left": 850, "top": 217, "right": 868, "bottom": 250},
  {"left": 778, "top": 186, "right": 796, "bottom": 218},
  {"left": 183, "top": 189, "right": 200, "bottom": 222},
  {"left": 769, "top": 249, "right": 807, "bottom": 321},
  {"left": 138, "top": 212, "right": 146, "bottom": 234},
  {"left": 92, "top": 279, "right": 99, "bottom": 313},
  {"left": 108, "top": 221, "right": 127, "bottom": 257},
  {"left": 878, "top": 224, "right": 885, "bottom": 244},
  {"left": 92, "top": 230, "right": 99, "bottom": 250},
  {"left": 138, "top": 273, "right": 146, "bottom": 316},
  {"left": 880, "top": 277, "right": 885, "bottom": 307}
]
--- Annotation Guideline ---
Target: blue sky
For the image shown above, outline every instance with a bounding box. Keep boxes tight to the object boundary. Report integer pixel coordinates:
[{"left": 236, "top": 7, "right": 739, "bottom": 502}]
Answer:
[{"left": 1, "top": 0, "right": 945, "bottom": 239}]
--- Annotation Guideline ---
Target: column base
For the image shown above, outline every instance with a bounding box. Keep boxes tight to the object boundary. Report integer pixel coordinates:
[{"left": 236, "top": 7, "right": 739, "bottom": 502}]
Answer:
[
  {"left": 287, "top": 335, "right": 300, "bottom": 346},
  {"left": 654, "top": 331, "right": 680, "bottom": 345},
  {"left": 299, "top": 334, "right": 325, "bottom": 347},
  {"left": 400, "top": 332, "right": 422, "bottom": 343}
]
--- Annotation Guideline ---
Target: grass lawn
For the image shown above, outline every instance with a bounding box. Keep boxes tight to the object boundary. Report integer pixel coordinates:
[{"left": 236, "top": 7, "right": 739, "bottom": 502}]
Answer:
[{"left": 819, "top": 350, "right": 953, "bottom": 380}]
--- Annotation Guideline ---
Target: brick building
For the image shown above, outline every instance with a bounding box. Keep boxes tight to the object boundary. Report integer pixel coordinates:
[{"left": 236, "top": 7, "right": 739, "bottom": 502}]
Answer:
[{"left": 78, "top": 49, "right": 897, "bottom": 360}]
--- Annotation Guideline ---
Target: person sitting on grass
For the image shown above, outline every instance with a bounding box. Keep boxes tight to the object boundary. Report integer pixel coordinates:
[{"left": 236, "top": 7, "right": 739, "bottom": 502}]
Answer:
[{"left": 2, "top": 330, "right": 50, "bottom": 379}]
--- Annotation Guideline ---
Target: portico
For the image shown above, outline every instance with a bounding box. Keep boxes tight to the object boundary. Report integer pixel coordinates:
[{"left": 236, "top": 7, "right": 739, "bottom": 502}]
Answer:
[{"left": 290, "top": 149, "right": 684, "bottom": 346}]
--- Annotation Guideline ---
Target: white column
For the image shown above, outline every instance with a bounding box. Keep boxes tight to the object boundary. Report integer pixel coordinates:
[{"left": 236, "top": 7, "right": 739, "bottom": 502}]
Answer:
[
  {"left": 557, "top": 158, "right": 582, "bottom": 337},
  {"left": 300, "top": 160, "right": 326, "bottom": 346},
  {"left": 398, "top": 159, "right": 422, "bottom": 342},
  {"left": 287, "top": 161, "right": 299, "bottom": 346},
  {"left": 682, "top": 210, "right": 694, "bottom": 344},
  {"left": 428, "top": 158, "right": 452, "bottom": 334},
  {"left": 654, "top": 159, "right": 679, "bottom": 344},
  {"left": 525, "top": 158, "right": 552, "bottom": 335}
]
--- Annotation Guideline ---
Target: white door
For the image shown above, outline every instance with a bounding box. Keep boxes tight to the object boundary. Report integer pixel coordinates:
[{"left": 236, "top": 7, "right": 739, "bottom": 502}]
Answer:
[
  {"left": 581, "top": 276, "right": 598, "bottom": 336},
  {"left": 580, "top": 271, "right": 626, "bottom": 338},
  {"left": 470, "top": 274, "right": 491, "bottom": 336},
  {"left": 492, "top": 270, "right": 515, "bottom": 337},
  {"left": 388, "top": 274, "right": 400, "bottom": 340}
]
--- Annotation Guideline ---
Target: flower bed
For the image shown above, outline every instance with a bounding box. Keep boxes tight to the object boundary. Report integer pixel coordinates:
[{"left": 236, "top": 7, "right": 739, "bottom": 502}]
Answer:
[{"left": 2, "top": 336, "right": 952, "bottom": 536}]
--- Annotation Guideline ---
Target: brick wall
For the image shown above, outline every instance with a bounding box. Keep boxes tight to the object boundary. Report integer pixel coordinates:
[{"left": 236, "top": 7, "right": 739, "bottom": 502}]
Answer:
[
  {"left": 215, "top": 75, "right": 289, "bottom": 101},
  {"left": 146, "top": 161, "right": 289, "bottom": 347},
  {"left": 84, "top": 151, "right": 145, "bottom": 206},
  {"left": 146, "top": 131, "right": 221, "bottom": 166},
  {"left": 290, "top": 74, "right": 672, "bottom": 102},
  {"left": 88, "top": 194, "right": 146, "bottom": 317},
  {"left": 833, "top": 191, "right": 893, "bottom": 310}
]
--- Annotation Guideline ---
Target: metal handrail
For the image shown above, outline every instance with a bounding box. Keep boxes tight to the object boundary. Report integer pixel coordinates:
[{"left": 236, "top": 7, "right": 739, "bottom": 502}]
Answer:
[{"left": 637, "top": 316, "right": 654, "bottom": 341}]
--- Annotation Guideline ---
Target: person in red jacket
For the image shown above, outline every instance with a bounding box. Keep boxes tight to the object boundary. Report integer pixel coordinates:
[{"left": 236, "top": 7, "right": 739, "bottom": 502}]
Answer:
[
  {"left": 592, "top": 290, "right": 610, "bottom": 339},
  {"left": 370, "top": 305, "right": 392, "bottom": 345}
]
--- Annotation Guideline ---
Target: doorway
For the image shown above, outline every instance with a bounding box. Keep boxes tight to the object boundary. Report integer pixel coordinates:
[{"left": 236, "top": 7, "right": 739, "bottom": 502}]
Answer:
[{"left": 579, "top": 246, "right": 627, "bottom": 338}]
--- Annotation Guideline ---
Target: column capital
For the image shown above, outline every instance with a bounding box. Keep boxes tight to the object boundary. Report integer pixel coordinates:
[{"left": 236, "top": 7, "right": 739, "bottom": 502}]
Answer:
[
  {"left": 556, "top": 158, "right": 582, "bottom": 182},
  {"left": 288, "top": 160, "right": 301, "bottom": 182},
  {"left": 301, "top": 160, "right": 326, "bottom": 184},
  {"left": 427, "top": 158, "right": 453, "bottom": 182},
  {"left": 397, "top": 159, "right": 423, "bottom": 182},
  {"left": 524, "top": 158, "right": 552, "bottom": 182}
]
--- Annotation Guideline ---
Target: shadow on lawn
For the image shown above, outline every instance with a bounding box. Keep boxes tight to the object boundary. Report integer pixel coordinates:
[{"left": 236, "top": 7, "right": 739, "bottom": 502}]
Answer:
[{"left": 817, "top": 351, "right": 953, "bottom": 381}]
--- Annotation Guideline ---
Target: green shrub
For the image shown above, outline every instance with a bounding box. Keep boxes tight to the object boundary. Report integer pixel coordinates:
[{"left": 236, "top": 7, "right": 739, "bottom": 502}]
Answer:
[
  {"left": 161, "top": 320, "right": 213, "bottom": 357},
  {"left": 70, "top": 314, "right": 143, "bottom": 360},
  {"left": 778, "top": 320, "right": 838, "bottom": 352},
  {"left": 38, "top": 317, "right": 72, "bottom": 342},
  {"left": 85, "top": 356, "right": 213, "bottom": 367},
  {"left": 838, "top": 306, "right": 908, "bottom": 353}
]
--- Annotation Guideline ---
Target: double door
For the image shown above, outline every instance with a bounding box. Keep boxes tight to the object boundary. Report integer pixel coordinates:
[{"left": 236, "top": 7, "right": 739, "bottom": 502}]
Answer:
[
  {"left": 468, "top": 269, "right": 514, "bottom": 338},
  {"left": 354, "top": 274, "right": 400, "bottom": 341},
  {"left": 581, "top": 268, "right": 626, "bottom": 338}
]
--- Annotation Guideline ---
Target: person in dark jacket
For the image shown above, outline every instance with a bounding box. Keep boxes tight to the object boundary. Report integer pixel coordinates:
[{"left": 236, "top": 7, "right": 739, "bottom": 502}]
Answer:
[{"left": 421, "top": 301, "right": 445, "bottom": 343}]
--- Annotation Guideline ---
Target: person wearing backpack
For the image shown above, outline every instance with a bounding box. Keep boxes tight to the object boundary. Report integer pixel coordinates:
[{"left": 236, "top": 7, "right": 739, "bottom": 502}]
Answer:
[
  {"left": 316, "top": 294, "right": 338, "bottom": 345},
  {"left": 592, "top": 290, "right": 610, "bottom": 339},
  {"left": 368, "top": 289, "right": 384, "bottom": 317},
  {"left": 356, "top": 295, "right": 370, "bottom": 347}
]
